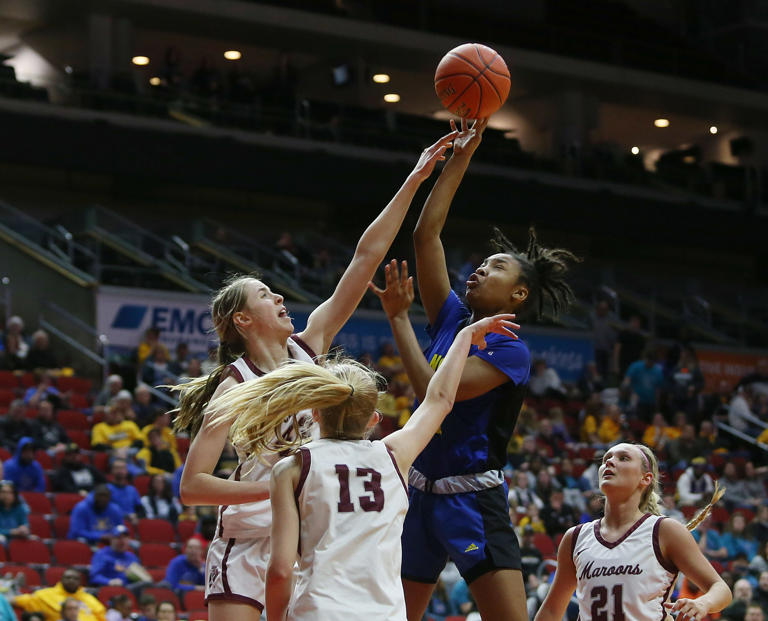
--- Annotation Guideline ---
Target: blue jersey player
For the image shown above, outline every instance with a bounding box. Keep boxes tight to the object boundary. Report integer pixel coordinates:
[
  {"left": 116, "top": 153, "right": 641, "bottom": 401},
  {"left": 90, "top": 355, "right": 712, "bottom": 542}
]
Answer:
[{"left": 370, "top": 118, "right": 579, "bottom": 621}]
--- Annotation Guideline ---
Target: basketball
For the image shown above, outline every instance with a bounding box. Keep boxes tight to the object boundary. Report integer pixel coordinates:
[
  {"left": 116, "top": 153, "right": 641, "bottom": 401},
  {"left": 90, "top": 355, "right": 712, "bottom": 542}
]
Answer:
[{"left": 434, "top": 43, "right": 510, "bottom": 119}]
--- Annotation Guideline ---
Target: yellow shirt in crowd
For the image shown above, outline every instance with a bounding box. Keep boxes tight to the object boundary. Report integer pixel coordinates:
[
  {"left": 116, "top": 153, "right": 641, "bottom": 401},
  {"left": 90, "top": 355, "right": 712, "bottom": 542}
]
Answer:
[
  {"left": 14, "top": 583, "right": 106, "bottom": 621},
  {"left": 91, "top": 420, "right": 143, "bottom": 449}
]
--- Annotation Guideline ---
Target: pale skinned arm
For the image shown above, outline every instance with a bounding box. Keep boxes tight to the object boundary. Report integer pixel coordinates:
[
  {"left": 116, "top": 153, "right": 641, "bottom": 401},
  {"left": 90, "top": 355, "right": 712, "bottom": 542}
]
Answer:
[
  {"left": 370, "top": 259, "right": 516, "bottom": 404},
  {"left": 661, "top": 519, "right": 732, "bottom": 621},
  {"left": 266, "top": 455, "right": 301, "bottom": 621},
  {"left": 384, "top": 312, "right": 517, "bottom": 475},
  {"left": 179, "top": 375, "right": 269, "bottom": 506},
  {"left": 413, "top": 118, "right": 488, "bottom": 324},
  {"left": 298, "top": 131, "right": 458, "bottom": 356},
  {"left": 534, "top": 527, "right": 578, "bottom": 621}
]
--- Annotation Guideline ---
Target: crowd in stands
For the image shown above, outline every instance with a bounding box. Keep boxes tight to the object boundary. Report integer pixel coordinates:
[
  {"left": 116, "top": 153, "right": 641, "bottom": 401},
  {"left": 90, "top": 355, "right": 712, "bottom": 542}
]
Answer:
[{"left": 0, "top": 300, "right": 767, "bottom": 621}]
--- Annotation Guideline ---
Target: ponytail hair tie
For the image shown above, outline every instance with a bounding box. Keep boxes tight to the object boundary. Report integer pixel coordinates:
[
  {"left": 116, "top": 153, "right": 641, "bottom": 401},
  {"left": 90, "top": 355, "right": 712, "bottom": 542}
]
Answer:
[{"left": 347, "top": 384, "right": 354, "bottom": 397}]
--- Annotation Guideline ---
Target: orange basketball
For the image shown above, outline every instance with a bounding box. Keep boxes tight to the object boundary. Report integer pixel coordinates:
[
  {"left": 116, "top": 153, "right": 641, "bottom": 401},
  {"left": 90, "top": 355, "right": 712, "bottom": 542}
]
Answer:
[{"left": 434, "top": 43, "right": 510, "bottom": 119}]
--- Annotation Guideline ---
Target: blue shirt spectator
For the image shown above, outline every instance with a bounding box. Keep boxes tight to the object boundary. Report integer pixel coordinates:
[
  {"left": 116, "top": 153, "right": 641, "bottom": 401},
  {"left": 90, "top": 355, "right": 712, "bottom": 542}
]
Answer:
[
  {"left": 108, "top": 458, "right": 144, "bottom": 520},
  {"left": 0, "top": 480, "right": 29, "bottom": 539},
  {"left": 89, "top": 525, "right": 139, "bottom": 587},
  {"left": 624, "top": 356, "right": 664, "bottom": 405},
  {"left": 3, "top": 437, "right": 46, "bottom": 492},
  {"left": 68, "top": 484, "right": 125, "bottom": 543},
  {"left": 172, "top": 465, "right": 183, "bottom": 498},
  {"left": 164, "top": 539, "right": 205, "bottom": 593}
]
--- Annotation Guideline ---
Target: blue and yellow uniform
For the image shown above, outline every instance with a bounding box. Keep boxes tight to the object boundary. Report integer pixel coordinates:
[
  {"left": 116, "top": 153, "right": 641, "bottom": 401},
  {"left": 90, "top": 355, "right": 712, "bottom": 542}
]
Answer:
[{"left": 402, "top": 291, "right": 530, "bottom": 584}]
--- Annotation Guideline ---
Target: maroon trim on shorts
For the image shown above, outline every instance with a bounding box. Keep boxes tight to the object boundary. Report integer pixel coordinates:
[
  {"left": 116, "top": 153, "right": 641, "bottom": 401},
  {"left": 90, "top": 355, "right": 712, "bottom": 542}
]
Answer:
[
  {"left": 220, "top": 537, "right": 236, "bottom": 593},
  {"left": 385, "top": 445, "right": 408, "bottom": 495},
  {"left": 652, "top": 517, "right": 678, "bottom": 574},
  {"left": 295, "top": 447, "right": 311, "bottom": 502},
  {"left": 206, "top": 593, "right": 264, "bottom": 612},
  {"left": 226, "top": 363, "right": 244, "bottom": 384},
  {"left": 570, "top": 523, "right": 584, "bottom": 561},
  {"left": 593, "top": 512, "right": 652, "bottom": 549},
  {"left": 290, "top": 334, "right": 318, "bottom": 361}
]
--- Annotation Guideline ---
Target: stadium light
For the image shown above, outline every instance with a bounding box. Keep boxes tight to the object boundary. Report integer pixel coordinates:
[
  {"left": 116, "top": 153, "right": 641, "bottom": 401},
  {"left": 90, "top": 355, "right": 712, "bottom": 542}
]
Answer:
[
  {"left": 132, "top": 56, "right": 150, "bottom": 66},
  {"left": 372, "top": 73, "right": 390, "bottom": 83},
  {"left": 654, "top": 118, "right": 669, "bottom": 128},
  {"left": 224, "top": 50, "right": 242, "bottom": 61},
  {"left": 384, "top": 93, "right": 400, "bottom": 103},
  {"left": 631, "top": 146, "right": 640, "bottom": 155},
  {"left": 710, "top": 126, "right": 718, "bottom": 134},
  {"left": 149, "top": 77, "right": 161, "bottom": 86}
]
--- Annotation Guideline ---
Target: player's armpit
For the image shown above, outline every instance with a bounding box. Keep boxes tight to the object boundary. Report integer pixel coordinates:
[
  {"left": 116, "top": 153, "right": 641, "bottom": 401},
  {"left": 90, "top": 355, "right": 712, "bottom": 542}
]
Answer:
[{"left": 455, "top": 355, "right": 510, "bottom": 401}]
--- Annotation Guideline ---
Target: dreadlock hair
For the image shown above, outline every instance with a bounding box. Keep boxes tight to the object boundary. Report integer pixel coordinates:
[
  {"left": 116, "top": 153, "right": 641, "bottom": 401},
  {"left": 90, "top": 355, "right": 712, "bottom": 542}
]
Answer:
[
  {"left": 635, "top": 443, "right": 725, "bottom": 532},
  {"left": 489, "top": 226, "right": 579, "bottom": 320},
  {"left": 207, "top": 357, "right": 382, "bottom": 459},
  {"left": 168, "top": 274, "right": 257, "bottom": 438}
]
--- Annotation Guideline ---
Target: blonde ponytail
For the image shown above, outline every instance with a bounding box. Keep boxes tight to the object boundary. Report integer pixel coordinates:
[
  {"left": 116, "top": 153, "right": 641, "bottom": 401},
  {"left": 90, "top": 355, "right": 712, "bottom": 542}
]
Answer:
[
  {"left": 685, "top": 481, "right": 726, "bottom": 532},
  {"left": 636, "top": 444, "right": 663, "bottom": 516},
  {"left": 208, "top": 357, "right": 380, "bottom": 458}
]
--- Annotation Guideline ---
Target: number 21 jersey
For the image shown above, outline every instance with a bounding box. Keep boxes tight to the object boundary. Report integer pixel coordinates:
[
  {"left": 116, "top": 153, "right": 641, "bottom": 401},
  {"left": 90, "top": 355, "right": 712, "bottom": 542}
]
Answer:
[
  {"left": 291, "top": 438, "right": 409, "bottom": 621},
  {"left": 573, "top": 514, "right": 678, "bottom": 621}
]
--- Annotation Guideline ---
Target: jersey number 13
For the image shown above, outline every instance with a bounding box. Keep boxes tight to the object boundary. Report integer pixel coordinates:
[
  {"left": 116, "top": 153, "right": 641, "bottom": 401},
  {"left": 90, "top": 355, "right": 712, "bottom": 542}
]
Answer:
[{"left": 335, "top": 464, "right": 384, "bottom": 512}]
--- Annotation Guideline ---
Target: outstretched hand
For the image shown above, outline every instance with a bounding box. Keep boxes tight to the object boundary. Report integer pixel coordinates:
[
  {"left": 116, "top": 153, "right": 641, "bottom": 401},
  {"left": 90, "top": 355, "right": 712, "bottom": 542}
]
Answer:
[
  {"left": 368, "top": 259, "right": 414, "bottom": 320},
  {"left": 450, "top": 117, "right": 488, "bottom": 158},
  {"left": 410, "top": 130, "right": 459, "bottom": 182},
  {"left": 664, "top": 598, "right": 708, "bottom": 621},
  {"left": 467, "top": 313, "right": 520, "bottom": 350}
]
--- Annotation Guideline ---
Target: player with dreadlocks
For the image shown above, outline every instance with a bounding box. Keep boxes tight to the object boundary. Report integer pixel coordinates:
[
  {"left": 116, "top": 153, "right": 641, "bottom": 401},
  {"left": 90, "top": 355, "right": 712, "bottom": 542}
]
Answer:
[{"left": 368, "top": 117, "right": 579, "bottom": 621}]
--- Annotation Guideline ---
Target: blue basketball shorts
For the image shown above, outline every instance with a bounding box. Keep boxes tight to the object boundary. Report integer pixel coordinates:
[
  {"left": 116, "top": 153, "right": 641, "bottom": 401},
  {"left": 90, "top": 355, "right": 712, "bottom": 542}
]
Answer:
[{"left": 400, "top": 483, "right": 522, "bottom": 584}]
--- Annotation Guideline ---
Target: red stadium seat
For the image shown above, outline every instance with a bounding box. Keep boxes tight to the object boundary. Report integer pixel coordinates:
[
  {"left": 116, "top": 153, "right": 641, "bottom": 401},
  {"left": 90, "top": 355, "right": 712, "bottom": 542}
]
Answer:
[
  {"left": 0, "top": 447, "right": 11, "bottom": 461},
  {"left": 57, "top": 376, "right": 93, "bottom": 394},
  {"left": 134, "top": 475, "right": 151, "bottom": 496},
  {"left": 177, "top": 520, "right": 197, "bottom": 542},
  {"left": 0, "top": 371, "right": 19, "bottom": 388},
  {"left": 0, "top": 565, "right": 42, "bottom": 586},
  {"left": 734, "top": 508, "right": 755, "bottom": 522},
  {"left": 21, "top": 491, "right": 52, "bottom": 514},
  {"left": 711, "top": 506, "right": 730, "bottom": 525},
  {"left": 139, "top": 544, "right": 177, "bottom": 568},
  {"left": 53, "top": 540, "right": 93, "bottom": 565},
  {"left": 137, "top": 518, "right": 176, "bottom": 543},
  {"left": 0, "top": 545, "right": 6, "bottom": 562},
  {"left": 28, "top": 514, "right": 52, "bottom": 538},
  {"left": 19, "top": 373, "right": 36, "bottom": 388},
  {"left": 34, "top": 450, "right": 54, "bottom": 470},
  {"left": 54, "top": 493, "right": 83, "bottom": 515},
  {"left": 56, "top": 409, "right": 90, "bottom": 430},
  {"left": 9, "top": 539, "right": 51, "bottom": 564},
  {"left": 91, "top": 452, "right": 110, "bottom": 471},
  {"left": 681, "top": 505, "right": 697, "bottom": 520},
  {"left": 68, "top": 430, "right": 91, "bottom": 450},
  {"left": 710, "top": 560, "right": 725, "bottom": 574},
  {"left": 148, "top": 567, "right": 167, "bottom": 582},
  {"left": 184, "top": 590, "right": 206, "bottom": 611},
  {"left": 68, "top": 393, "right": 90, "bottom": 409},
  {"left": 143, "top": 587, "right": 180, "bottom": 611},
  {"left": 176, "top": 436, "right": 190, "bottom": 456},
  {"left": 534, "top": 533, "right": 556, "bottom": 558},
  {"left": 53, "top": 515, "right": 71, "bottom": 538},
  {"left": 98, "top": 586, "right": 137, "bottom": 609},
  {"left": 45, "top": 565, "right": 72, "bottom": 587},
  {"left": 0, "top": 389, "right": 16, "bottom": 406}
]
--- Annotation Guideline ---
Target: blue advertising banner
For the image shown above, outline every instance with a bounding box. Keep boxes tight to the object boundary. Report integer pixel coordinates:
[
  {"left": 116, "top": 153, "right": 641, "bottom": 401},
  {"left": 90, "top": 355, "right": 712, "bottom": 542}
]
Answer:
[{"left": 520, "top": 329, "right": 595, "bottom": 382}]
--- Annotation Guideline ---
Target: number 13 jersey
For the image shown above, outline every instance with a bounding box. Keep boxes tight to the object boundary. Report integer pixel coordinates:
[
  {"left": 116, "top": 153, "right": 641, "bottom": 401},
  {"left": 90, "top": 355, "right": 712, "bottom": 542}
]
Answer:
[
  {"left": 572, "top": 513, "right": 678, "bottom": 621},
  {"left": 291, "top": 438, "right": 409, "bottom": 621}
]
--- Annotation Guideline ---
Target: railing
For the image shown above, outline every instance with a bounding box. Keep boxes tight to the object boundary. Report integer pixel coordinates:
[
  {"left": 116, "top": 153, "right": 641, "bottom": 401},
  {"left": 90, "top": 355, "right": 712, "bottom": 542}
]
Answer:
[
  {"left": 39, "top": 300, "right": 109, "bottom": 383},
  {"left": 716, "top": 421, "right": 768, "bottom": 453}
]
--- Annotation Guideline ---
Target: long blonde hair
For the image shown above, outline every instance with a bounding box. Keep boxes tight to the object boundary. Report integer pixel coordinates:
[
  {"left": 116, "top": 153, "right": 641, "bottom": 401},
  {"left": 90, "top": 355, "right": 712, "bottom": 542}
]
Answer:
[
  {"left": 207, "top": 357, "right": 381, "bottom": 458},
  {"left": 635, "top": 444, "right": 724, "bottom": 532},
  {"left": 169, "top": 275, "right": 256, "bottom": 437}
]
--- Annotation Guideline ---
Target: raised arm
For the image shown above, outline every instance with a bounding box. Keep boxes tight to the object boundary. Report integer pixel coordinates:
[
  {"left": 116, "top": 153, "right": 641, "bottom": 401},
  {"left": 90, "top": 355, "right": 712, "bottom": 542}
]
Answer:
[
  {"left": 413, "top": 118, "right": 487, "bottom": 324},
  {"left": 370, "top": 260, "right": 515, "bottom": 404},
  {"left": 179, "top": 376, "right": 269, "bottom": 506},
  {"left": 384, "top": 312, "right": 517, "bottom": 474},
  {"left": 298, "top": 130, "right": 457, "bottom": 356}
]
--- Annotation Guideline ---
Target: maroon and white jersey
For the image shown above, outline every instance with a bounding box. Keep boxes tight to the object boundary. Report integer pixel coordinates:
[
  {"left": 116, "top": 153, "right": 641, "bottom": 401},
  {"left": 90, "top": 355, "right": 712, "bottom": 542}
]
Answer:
[
  {"left": 290, "top": 438, "right": 408, "bottom": 621},
  {"left": 218, "top": 335, "right": 318, "bottom": 540},
  {"left": 572, "top": 514, "right": 677, "bottom": 621}
]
